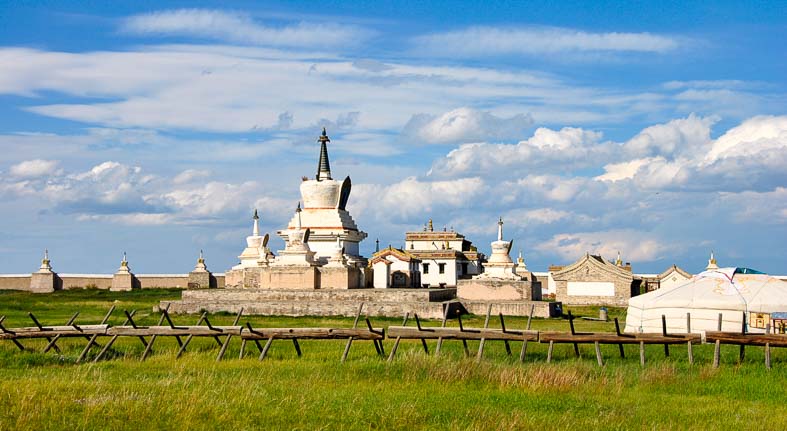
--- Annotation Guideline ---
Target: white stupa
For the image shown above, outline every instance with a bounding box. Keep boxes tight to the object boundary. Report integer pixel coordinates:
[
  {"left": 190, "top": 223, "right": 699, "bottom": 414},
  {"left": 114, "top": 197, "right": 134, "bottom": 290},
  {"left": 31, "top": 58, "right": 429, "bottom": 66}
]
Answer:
[
  {"left": 273, "top": 203, "right": 317, "bottom": 266},
  {"left": 234, "top": 209, "right": 272, "bottom": 269},
  {"left": 477, "top": 217, "right": 522, "bottom": 280},
  {"left": 277, "top": 128, "right": 367, "bottom": 265}
]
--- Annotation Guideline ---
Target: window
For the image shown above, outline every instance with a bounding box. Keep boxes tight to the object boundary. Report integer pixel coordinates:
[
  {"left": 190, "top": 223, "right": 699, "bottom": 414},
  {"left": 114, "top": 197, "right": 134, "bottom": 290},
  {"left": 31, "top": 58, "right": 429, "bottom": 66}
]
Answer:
[
  {"left": 461, "top": 263, "right": 468, "bottom": 275},
  {"left": 422, "top": 263, "right": 429, "bottom": 274},
  {"left": 410, "top": 243, "right": 414, "bottom": 250},
  {"left": 438, "top": 263, "right": 446, "bottom": 274}
]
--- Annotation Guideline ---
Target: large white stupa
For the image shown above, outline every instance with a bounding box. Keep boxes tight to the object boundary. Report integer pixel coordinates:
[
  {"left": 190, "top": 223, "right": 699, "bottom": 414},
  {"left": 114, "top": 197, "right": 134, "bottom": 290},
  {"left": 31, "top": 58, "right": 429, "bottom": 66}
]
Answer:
[{"left": 277, "top": 128, "right": 367, "bottom": 266}]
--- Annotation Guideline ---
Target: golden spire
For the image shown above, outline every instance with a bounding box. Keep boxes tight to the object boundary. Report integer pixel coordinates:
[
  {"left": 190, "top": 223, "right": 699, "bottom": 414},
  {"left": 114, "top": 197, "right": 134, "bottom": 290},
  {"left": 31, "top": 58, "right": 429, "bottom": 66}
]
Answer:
[{"left": 427, "top": 218, "right": 433, "bottom": 232}]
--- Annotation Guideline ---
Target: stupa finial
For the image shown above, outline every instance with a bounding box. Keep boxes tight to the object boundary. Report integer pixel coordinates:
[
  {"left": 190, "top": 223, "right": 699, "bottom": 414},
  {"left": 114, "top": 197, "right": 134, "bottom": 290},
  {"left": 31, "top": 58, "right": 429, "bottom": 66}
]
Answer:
[
  {"left": 615, "top": 251, "right": 622, "bottom": 266},
  {"left": 252, "top": 209, "right": 260, "bottom": 236},
  {"left": 428, "top": 219, "right": 433, "bottom": 232},
  {"left": 497, "top": 217, "right": 504, "bottom": 241},
  {"left": 706, "top": 250, "right": 718, "bottom": 270},
  {"left": 295, "top": 202, "right": 302, "bottom": 230},
  {"left": 316, "top": 128, "right": 332, "bottom": 181}
]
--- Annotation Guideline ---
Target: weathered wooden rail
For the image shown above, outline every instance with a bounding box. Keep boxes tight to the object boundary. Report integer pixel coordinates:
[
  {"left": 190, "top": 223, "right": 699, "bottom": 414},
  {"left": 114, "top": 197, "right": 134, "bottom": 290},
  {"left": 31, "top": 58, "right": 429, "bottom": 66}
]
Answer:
[
  {"left": 386, "top": 303, "right": 538, "bottom": 362},
  {"left": 1, "top": 306, "right": 785, "bottom": 369},
  {"left": 0, "top": 303, "right": 385, "bottom": 363},
  {"left": 539, "top": 311, "right": 701, "bottom": 366}
]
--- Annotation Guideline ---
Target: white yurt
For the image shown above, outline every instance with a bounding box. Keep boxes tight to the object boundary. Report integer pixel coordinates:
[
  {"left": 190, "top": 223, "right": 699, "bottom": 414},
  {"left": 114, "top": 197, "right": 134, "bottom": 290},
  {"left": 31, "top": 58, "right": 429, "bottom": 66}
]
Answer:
[{"left": 625, "top": 267, "right": 787, "bottom": 334}]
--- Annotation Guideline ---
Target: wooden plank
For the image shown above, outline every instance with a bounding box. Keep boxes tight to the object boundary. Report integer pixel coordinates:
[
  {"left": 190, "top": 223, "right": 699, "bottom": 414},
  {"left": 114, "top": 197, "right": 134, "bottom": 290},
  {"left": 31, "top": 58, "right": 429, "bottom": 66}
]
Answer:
[
  {"left": 434, "top": 303, "right": 451, "bottom": 355},
  {"left": 387, "top": 313, "right": 409, "bottom": 363},
  {"left": 240, "top": 327, "right": 384, "bottom": 341},
  {"left": 713, "top": 313, "right": 722, "bottom": 368},
  {"left": 341, "top": 303, "right": 364, "bottom": 363},
  {"left": 108, "top": 325, "right": 243, "bottom": 337},
  {"left": 475, "top": 304, "right": 493, "bottom": 362},
  {"left": 705, "top": 331, "right": 787, "bottom": 347},
  {"left": 0, "top": 325, "right": 109, "bottom": 339},
  {"left": 499, "top": 313, "right": 512, "bottom": 356},
  {"left": 639, "top": 341, "right": 645, "bottom": 367},
  {"left": 43, "top": 312, "right": 80, "bottom": 353},
  {"left": 76, "top": 306, "right": 115, "bottom": 364},
  {"left": 216, "top": 308, "right": 244, "bottom": 362},
  {"left": 519, "top": 304, "right": 534, "bottom": 362},
  {"left": 594, "top": 341, "right": 603, "bottom": 367},
  {"left": 538, "top": 331, "right": 699, "bottom": 344},
  {"left": 0, "top": 316, "right": 26, "bottom": 351},
  {"left": 388, "top": 326, "right": 538, "bottom": 341},
  {"left": 686, "top": 313, "right": 693, "bottom": 365}
]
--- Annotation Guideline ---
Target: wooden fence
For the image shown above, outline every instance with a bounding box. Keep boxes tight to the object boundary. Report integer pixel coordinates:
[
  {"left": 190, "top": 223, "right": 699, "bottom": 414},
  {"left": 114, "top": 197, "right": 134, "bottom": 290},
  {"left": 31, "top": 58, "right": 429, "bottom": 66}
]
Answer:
[{"left": 1, "top": 305, "right": 785, "bottom": 369}]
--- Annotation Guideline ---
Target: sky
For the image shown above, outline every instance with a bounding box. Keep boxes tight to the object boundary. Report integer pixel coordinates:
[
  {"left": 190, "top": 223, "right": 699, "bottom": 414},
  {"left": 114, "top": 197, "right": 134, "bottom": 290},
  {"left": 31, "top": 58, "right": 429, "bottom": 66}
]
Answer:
[{"left": 0, "top": 1, "right": 785, "bottom": 275}]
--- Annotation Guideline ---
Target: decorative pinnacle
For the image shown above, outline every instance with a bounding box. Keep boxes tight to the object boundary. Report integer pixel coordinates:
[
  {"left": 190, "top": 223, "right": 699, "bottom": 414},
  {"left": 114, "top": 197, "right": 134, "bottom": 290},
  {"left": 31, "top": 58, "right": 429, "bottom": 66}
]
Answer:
[
  {"left": 44, "top": 248, "right": 49, "bottom": 261},
  {"left": 428, "top": 219, "right": 433, "bottom": 232},
  {"left": 316, "top": 128, "right": 332, "bottom": 181},
  {"left": 375, "top": 238, "right": 380, "bottom": 253},
  {"left": 615, "top": 251, "right": 622, "bottom": 266},
  {"left": 253, "top": 208, "right": 259, "bottom": 220},
  {"left": 199, "top": 249, "right": 204, "bottom": 263},
  {"left": 295, "top": 202, "right": 302, "bottom": 230},
  {"left": 497, "top": 216, "right": 504, "bottom": 241}
]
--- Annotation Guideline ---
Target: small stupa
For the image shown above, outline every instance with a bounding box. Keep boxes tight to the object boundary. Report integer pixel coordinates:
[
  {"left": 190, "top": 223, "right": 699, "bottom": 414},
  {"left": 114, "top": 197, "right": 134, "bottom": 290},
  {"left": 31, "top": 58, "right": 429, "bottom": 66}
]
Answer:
[
  {"left": 30, "top": 249, "right": 56, "bottom": 293},
  {"left": 234, "top": 209, "right": 272, "bottom": 269},
  {"left": 111, "top": 252, "right": 134, "bottom": 291},
  {"left": 476, "top": 217, "right": 521, "bottom": 280},
  {"left": 272, "top": 203, "right": 317, "bottom": 266}
]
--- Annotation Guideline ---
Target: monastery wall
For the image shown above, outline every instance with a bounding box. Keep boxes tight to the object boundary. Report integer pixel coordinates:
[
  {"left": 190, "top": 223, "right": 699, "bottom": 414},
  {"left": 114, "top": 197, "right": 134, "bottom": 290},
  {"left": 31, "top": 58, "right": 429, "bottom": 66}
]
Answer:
[
  {"left": 0, "top": 272, "right": 225, "bottom": 292},
  {"left": 0, "top": 275, "right": 32, "bottom": 290}
]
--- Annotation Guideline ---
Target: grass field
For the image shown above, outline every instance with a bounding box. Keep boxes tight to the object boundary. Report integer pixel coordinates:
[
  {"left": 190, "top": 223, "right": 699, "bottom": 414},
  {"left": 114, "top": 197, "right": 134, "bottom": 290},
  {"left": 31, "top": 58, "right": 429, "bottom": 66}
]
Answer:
[{"left": 1, "top": 289, "right": 786, "bottom": 430}]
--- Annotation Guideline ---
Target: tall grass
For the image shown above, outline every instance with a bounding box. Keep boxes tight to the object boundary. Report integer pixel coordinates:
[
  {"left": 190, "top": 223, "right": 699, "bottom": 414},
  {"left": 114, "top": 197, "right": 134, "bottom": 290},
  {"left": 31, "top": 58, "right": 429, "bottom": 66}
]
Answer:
[{"left": 1, "top": 289, "right": 786, "bottom": 430}]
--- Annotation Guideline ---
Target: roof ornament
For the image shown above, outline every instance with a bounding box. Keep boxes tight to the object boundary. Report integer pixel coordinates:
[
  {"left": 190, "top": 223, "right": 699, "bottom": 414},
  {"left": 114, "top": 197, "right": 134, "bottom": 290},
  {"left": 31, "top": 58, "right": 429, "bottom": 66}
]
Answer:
[
  {"left": 375, "top": 238, "right": 380, "bottom": 253},
  {"left": 316, "top": 127, "right": 332, "bottom": 181},
  {"left": 497, "top": 216, "right": 504, "bottom": 241},
  {"left": 706, "top": 250, "right": 719, "bottom": 270},
  {"left": 295, "top": 202, "right": 303, "bottom": 230},
  {"left": 428, "top": 219, "right": 433, "bottom": 232},
  {"left": 615, "top": 251, "right": 623, "bottom": 267},
  {"left": 252, "top": 208, "right": 260, "bottom": 236}
]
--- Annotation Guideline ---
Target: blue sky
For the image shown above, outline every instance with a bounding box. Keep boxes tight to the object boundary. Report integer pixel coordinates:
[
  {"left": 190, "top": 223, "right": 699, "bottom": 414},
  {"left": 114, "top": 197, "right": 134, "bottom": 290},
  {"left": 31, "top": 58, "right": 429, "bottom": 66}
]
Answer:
[{"left": 0, "top": 1, "right": 785, "bottom": 275}]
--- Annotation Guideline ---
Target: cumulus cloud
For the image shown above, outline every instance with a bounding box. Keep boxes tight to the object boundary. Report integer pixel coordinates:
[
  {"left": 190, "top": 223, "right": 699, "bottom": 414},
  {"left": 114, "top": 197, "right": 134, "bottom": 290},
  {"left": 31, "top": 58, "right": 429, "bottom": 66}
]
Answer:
[
  {"left": 173, "top": 169, "right": 211, "bottom": 184},
  {"left": 536, "top": 230, "right": 675, "bottom": 262},
  {"left": 352, "top": 176, "right": 486, "bottom": 221},
  {"left": 9, "top": 159, "right": 61, "bottom": 178},
  {"left": 402, "top": 107, "right": 533, "bottom": 144},
  {"left": 122, "top": 9, "right": 372, "bottom": 49},
  {"left": 413, "top": 26, "right": 682, "bottom": 57},
  {"left": 428, "top": 126, "right": 610, "bottom": 178}
]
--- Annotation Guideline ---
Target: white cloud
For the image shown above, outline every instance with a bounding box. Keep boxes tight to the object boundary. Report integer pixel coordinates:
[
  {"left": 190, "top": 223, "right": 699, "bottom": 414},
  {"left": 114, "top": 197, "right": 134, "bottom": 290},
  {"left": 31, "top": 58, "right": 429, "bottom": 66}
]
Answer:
[
  {"left": 413, "top": 26, "right": 682, "bottom": 57},
  {"left": 536, "top": 230, "right": 675, "bottom": 263},
  {"left": 704, "top": 115, "right": 787, "bottom": 162},
  {"left": 122, "top": 9, "right": 372, "bottom": 49},
  {"left": 429, "top": 126, "right": 609, "bottom": 178},
  {"left": 402, "top": 107, "right": 533, "bottom": 144},
  {"left": 173, "top": 169, "right": 211, "bottom": 184},
  {"left": 352, "top": 176, "right": 485, "bottom": 221},
  {"left": 9, "top": 159, "right": 60, "bottom": 178}
]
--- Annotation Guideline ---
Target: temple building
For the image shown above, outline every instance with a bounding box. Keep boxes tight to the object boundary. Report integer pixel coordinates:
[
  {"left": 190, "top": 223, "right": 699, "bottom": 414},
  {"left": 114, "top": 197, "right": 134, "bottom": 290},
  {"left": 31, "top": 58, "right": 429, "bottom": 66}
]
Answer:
[
  {"left": 225, "top": 128, "right": 367, "bottom": 289},
  {"left": 403, "top": 219, "right": 484, "bottom": 288},
  {"left": 369, "top": 246, "right": 422, "bottom": 289}
]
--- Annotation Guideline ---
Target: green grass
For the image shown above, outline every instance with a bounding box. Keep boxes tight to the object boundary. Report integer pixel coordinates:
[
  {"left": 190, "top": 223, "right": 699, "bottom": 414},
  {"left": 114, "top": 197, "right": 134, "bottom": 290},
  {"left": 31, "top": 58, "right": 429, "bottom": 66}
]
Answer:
[{"left": 1, "top": 289, "right": 786, "bottom": 430}]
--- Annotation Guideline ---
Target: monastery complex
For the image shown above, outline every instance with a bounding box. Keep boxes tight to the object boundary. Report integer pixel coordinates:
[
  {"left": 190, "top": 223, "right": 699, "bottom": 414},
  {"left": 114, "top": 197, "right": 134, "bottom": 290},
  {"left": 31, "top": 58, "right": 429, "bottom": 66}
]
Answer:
[{"left": 0, "top": 129, "right": 776, "bottom": 318}]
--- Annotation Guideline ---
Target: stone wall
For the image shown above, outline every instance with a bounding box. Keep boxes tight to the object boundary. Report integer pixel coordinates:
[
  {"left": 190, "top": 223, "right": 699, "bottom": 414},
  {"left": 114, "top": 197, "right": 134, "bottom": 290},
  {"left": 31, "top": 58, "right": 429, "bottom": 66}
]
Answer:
[
  {"left": 0, "top": 272, "right": 225, "bottom": 292},
  {"left": 457, "top": 279, "right": 534, "bottom": 301},
  {"left": 60, "top": 275, "right": 113, "bottom": 289},
  {"left": 461, "top": 300, "right": 562, "bottom": 318},
  {"left": 0, "top": 275, "right": 31, "bottom": 290}
]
